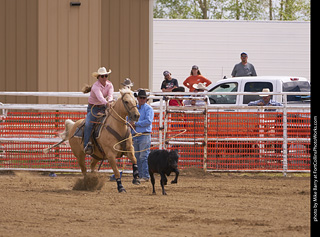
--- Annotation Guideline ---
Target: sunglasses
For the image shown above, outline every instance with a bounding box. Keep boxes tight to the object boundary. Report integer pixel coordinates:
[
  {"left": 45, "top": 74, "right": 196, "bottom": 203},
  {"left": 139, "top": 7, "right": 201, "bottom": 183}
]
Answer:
[
  {"left": 138, "top": 97, "right": 147, "bottom": 99},
  {"left": 99, "top": 75, "right": 108, "bottom": 78}
]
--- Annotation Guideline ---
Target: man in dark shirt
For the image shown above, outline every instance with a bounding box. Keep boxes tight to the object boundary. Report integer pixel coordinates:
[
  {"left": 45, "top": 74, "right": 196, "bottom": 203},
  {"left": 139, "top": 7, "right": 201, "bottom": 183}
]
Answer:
[{"left": 161, "top": 70, "right": 179, "bottom": 92}]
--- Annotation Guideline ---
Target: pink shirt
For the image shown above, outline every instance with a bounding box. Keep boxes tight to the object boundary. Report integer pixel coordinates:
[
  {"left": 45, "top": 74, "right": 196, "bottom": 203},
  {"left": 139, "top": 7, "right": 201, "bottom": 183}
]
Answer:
[{"left": 88, "top": 80, "right": 114, "bottom": 105}]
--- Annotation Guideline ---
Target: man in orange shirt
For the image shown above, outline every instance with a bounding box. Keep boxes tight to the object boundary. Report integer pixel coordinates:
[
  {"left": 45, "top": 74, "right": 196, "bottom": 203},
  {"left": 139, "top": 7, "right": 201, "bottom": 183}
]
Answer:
[{"left": 183, "top": 65, "right": 212, "bottom": 92}]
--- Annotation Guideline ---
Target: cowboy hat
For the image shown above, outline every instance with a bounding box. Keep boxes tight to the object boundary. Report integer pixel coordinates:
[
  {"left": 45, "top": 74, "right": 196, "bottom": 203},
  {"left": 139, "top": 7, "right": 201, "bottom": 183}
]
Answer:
[
  {"left": 134, "top": 88, "right": 149, "bottom": 98},
  {"left": 137, "top": 89, "right": 147, "bottom": 98},
  {"left": 121, "top": 78, "right": 134, "bottom": 87},
  {"left": 192, "top": 83, "right": 208, "bottom": 91},
  {"left": 260, "top": 88, "right": 271, "bottom": 97},
  {"left": 92, "top": 67, "right": 112, "bottom": 78}
]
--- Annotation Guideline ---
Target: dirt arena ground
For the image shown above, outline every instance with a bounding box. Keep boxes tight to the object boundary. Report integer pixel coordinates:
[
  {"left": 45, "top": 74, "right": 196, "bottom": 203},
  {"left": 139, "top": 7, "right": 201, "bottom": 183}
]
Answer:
[{"left": 0, "top": 169, "right": 310, "bottom": 237}]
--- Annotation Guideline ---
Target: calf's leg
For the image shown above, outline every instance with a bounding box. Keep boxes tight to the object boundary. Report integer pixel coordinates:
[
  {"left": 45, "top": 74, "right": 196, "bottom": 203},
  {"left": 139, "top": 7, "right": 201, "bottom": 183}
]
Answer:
[
  {"left": 171, "top": 169, "right": 179, "bottom": 184},
  {"left": 160, "top": 172, "right": 168, "bottom": 195},
  {"left": 150, "top": 171, "right": 156, "bottom": 194}
]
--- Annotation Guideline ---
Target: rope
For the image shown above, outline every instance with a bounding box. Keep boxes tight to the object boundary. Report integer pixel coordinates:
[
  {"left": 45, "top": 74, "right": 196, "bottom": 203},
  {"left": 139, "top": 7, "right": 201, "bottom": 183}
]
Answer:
[
  {"left": 91, "top": 103, "right": 187, "bottom": 153},
  {"left": 109, "top": 106, "right": 138, "bottom": 133},
  {"left": 89, "top": 103, "right": 112, "bottom": 119},
  {"left": 112, "top": 128, "right": 187, "bottom": 153}
]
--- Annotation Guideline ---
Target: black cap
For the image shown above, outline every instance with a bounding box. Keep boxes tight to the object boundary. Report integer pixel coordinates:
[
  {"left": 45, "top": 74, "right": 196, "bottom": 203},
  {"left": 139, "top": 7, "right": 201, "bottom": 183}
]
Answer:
[{"left": 163, "top": 71, "right": 170, "bottom": 76}]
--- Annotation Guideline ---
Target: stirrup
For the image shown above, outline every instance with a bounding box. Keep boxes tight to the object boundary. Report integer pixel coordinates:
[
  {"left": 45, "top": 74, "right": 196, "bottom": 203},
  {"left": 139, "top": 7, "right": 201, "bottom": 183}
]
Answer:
[{"left": 84, "top": 143, "right": 93, "bottom": 155}]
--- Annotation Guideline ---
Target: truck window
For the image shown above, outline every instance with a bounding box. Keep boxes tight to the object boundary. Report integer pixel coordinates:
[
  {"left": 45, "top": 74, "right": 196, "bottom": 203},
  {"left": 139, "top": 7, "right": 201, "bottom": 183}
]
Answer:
[
  {"left": 208, "top": 82, "right": 238, "bottom": 104},
  {"left": 243, "top": 82, "right": 273, "bottom": 104},
  {"left": 283, "top": 81, "right": 310, "bottom": 103}
]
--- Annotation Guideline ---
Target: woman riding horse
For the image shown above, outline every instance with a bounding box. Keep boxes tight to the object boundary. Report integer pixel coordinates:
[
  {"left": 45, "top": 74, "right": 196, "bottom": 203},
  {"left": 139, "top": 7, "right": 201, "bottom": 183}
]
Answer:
[
  {"left": 44, "top": 86, "right": 141, "bottom": 193},
  {"left": 83, "top": 67, "right": 114, "bottom": 155}
]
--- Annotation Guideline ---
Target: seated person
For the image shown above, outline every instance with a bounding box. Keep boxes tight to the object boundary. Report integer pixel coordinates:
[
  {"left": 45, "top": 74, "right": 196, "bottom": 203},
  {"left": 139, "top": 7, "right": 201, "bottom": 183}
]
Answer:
[
  {"left": 169, "top": 87, "right": 185, "bottom": 106},
  {"left": 184, "top": 83, "right": 209, "bottom": 106},
  {"left": 248, "top": 88, "right": 282, "bottom": 111}
]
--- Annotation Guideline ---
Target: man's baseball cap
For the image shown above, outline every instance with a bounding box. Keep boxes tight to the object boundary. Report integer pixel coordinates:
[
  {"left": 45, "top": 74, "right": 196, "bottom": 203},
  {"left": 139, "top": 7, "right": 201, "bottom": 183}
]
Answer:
[
  {"left": 241, "top": 52, "right": 248, "bottom": 56},
  {"left": 163, "top": 71, "right": 170, "bottom": 76}
]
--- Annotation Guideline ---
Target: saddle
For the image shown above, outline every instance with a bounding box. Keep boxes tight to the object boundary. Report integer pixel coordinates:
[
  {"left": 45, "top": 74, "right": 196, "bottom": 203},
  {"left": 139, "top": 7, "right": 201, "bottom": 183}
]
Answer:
[{"left": 73, "top": 116, "right": 130, "bottom": 160}]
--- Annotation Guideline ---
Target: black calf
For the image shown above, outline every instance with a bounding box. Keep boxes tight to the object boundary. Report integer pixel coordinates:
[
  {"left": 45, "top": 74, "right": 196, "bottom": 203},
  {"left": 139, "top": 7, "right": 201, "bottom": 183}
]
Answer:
[{"left": 148, "top": 150, "right": 179, "bottom": 195}]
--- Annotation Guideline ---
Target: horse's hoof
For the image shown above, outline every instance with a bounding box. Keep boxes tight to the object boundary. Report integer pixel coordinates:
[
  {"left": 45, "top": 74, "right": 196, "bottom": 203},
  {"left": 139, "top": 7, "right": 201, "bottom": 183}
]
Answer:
[
  {"left": 132, "top": 178, "right": 141, "bottom": 185},
  {"left": 118, "top": 187, "right": 126, "bottom": 193}
]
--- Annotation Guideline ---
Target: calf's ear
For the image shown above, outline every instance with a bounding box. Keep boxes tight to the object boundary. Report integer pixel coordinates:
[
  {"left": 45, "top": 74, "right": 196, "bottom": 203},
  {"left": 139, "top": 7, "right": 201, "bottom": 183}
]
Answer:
[{"left": 168, "top": 150, "right": 179, "bottom": 161}]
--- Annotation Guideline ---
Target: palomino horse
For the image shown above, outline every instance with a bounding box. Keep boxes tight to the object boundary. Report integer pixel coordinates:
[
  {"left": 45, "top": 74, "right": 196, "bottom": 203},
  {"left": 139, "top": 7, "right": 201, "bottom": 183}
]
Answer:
[{"left": 44, "top": 88, "right": 140, "bottom": 192}]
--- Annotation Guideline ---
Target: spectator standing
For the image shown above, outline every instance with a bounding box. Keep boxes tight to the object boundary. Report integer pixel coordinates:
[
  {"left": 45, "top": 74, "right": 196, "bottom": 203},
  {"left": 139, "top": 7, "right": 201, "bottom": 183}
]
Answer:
[
  {"left": 183, "top": 65, "right": 212, "bottom": 92},
  {"left": 231, "top": 52, "right": 257, "bottom": 77},
  {"left": 161, "top": 71, "right": 179, "bottom": 92},
  {"left": 129, "top": 89, "right": 154, "bottom": 182}
]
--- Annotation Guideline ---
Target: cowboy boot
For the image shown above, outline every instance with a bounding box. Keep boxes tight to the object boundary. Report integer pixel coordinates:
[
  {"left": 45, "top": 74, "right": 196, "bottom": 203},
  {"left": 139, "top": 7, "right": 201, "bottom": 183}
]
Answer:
[{"left": 84, "top": 142, "right": 94, "bottom": 155}]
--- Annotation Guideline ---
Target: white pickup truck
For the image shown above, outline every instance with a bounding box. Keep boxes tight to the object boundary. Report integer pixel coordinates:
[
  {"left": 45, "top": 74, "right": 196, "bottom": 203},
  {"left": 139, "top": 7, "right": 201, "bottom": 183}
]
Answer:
[
  {"left": 151, "top": 76, "right": 310, "bottom": 109},
  {"left": 206, "top": 76, "right": 310, "bottom": 107}
]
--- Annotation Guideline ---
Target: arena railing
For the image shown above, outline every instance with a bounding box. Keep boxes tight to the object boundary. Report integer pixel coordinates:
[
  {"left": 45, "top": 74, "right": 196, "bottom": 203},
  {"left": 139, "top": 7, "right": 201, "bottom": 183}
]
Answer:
[{"left": 0, "top": 91, "right": 310, "bottom": 175}]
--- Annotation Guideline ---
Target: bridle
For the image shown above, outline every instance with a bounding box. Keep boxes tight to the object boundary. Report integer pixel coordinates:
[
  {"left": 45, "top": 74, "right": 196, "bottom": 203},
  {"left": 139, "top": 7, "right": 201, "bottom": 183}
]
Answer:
[
  {"left": 106, "top": 92, "right": 138, "bottom": 126},
  {"left": 121, "top": 92, "right": 138, "bottom": 116}
]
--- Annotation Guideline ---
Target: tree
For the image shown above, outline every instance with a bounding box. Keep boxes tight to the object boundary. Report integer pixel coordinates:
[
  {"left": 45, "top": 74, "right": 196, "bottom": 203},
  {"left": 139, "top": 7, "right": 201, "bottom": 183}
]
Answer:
[
  {"left": 197, "top": 0, "right": 209, "bottom": 19},
  {"left": 269, "top": 0, "right": 273, "bottom": 20},
  {"left": 153, "top": 0, "right": 227, "bottom": 19},
  {"left": 153, "top": 0, "right": 310, "bottom": 21},
  {"left": 153, "top": 0, "right": 202, "bottom": 19},
  {"left": 278, "top": 0, "right": 310, "bottom": 21}
]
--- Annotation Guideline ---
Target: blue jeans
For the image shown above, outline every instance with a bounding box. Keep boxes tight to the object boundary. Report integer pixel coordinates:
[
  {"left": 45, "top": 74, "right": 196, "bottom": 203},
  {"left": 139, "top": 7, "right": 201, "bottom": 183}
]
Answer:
[
  {"left": 133, "top": 134, "right": 151, "bottom": 179},
  {"left": 84, "top": 105, "right": 106, "bottom": 148}
]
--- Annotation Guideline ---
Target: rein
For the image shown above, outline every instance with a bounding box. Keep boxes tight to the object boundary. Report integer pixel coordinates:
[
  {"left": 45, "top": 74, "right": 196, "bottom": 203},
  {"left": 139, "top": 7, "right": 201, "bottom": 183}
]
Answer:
[{"left": 90, "top": 92, "right": 137, "bottom": 128}]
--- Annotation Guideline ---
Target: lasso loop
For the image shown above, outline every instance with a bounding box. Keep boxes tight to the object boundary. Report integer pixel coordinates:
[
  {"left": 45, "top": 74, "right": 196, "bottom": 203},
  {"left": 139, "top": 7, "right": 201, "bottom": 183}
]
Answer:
[{"left": 90, "top": 103, "right": 110, "bottom": 119}]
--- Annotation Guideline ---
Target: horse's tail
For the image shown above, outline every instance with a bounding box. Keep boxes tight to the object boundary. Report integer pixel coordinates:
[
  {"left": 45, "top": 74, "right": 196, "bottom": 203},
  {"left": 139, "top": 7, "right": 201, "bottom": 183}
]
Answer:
[
  {"left": 59, "top": 119, "right": 75, "bottom": 140},
  {"left": 43, "top": 119, "right": 75, "bottom": 154}
]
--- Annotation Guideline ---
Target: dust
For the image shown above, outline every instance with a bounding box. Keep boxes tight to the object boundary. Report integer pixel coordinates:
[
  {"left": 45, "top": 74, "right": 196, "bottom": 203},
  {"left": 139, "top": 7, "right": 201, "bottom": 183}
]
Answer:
[
  {"left": 15, "top": 172, "right": 38, "bottom": 187},
  {"left": 73, "top": 173, "right": 106, "bottom": 191},
  {"left": 13, "top": 171, "right": 70, "bottom": 190}
]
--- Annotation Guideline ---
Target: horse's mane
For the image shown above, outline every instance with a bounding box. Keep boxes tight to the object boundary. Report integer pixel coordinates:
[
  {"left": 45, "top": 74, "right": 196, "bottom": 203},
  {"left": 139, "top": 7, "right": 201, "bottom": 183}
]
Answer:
[{"left": 119, "top": 87, "right": 133, "bottom": 98}]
